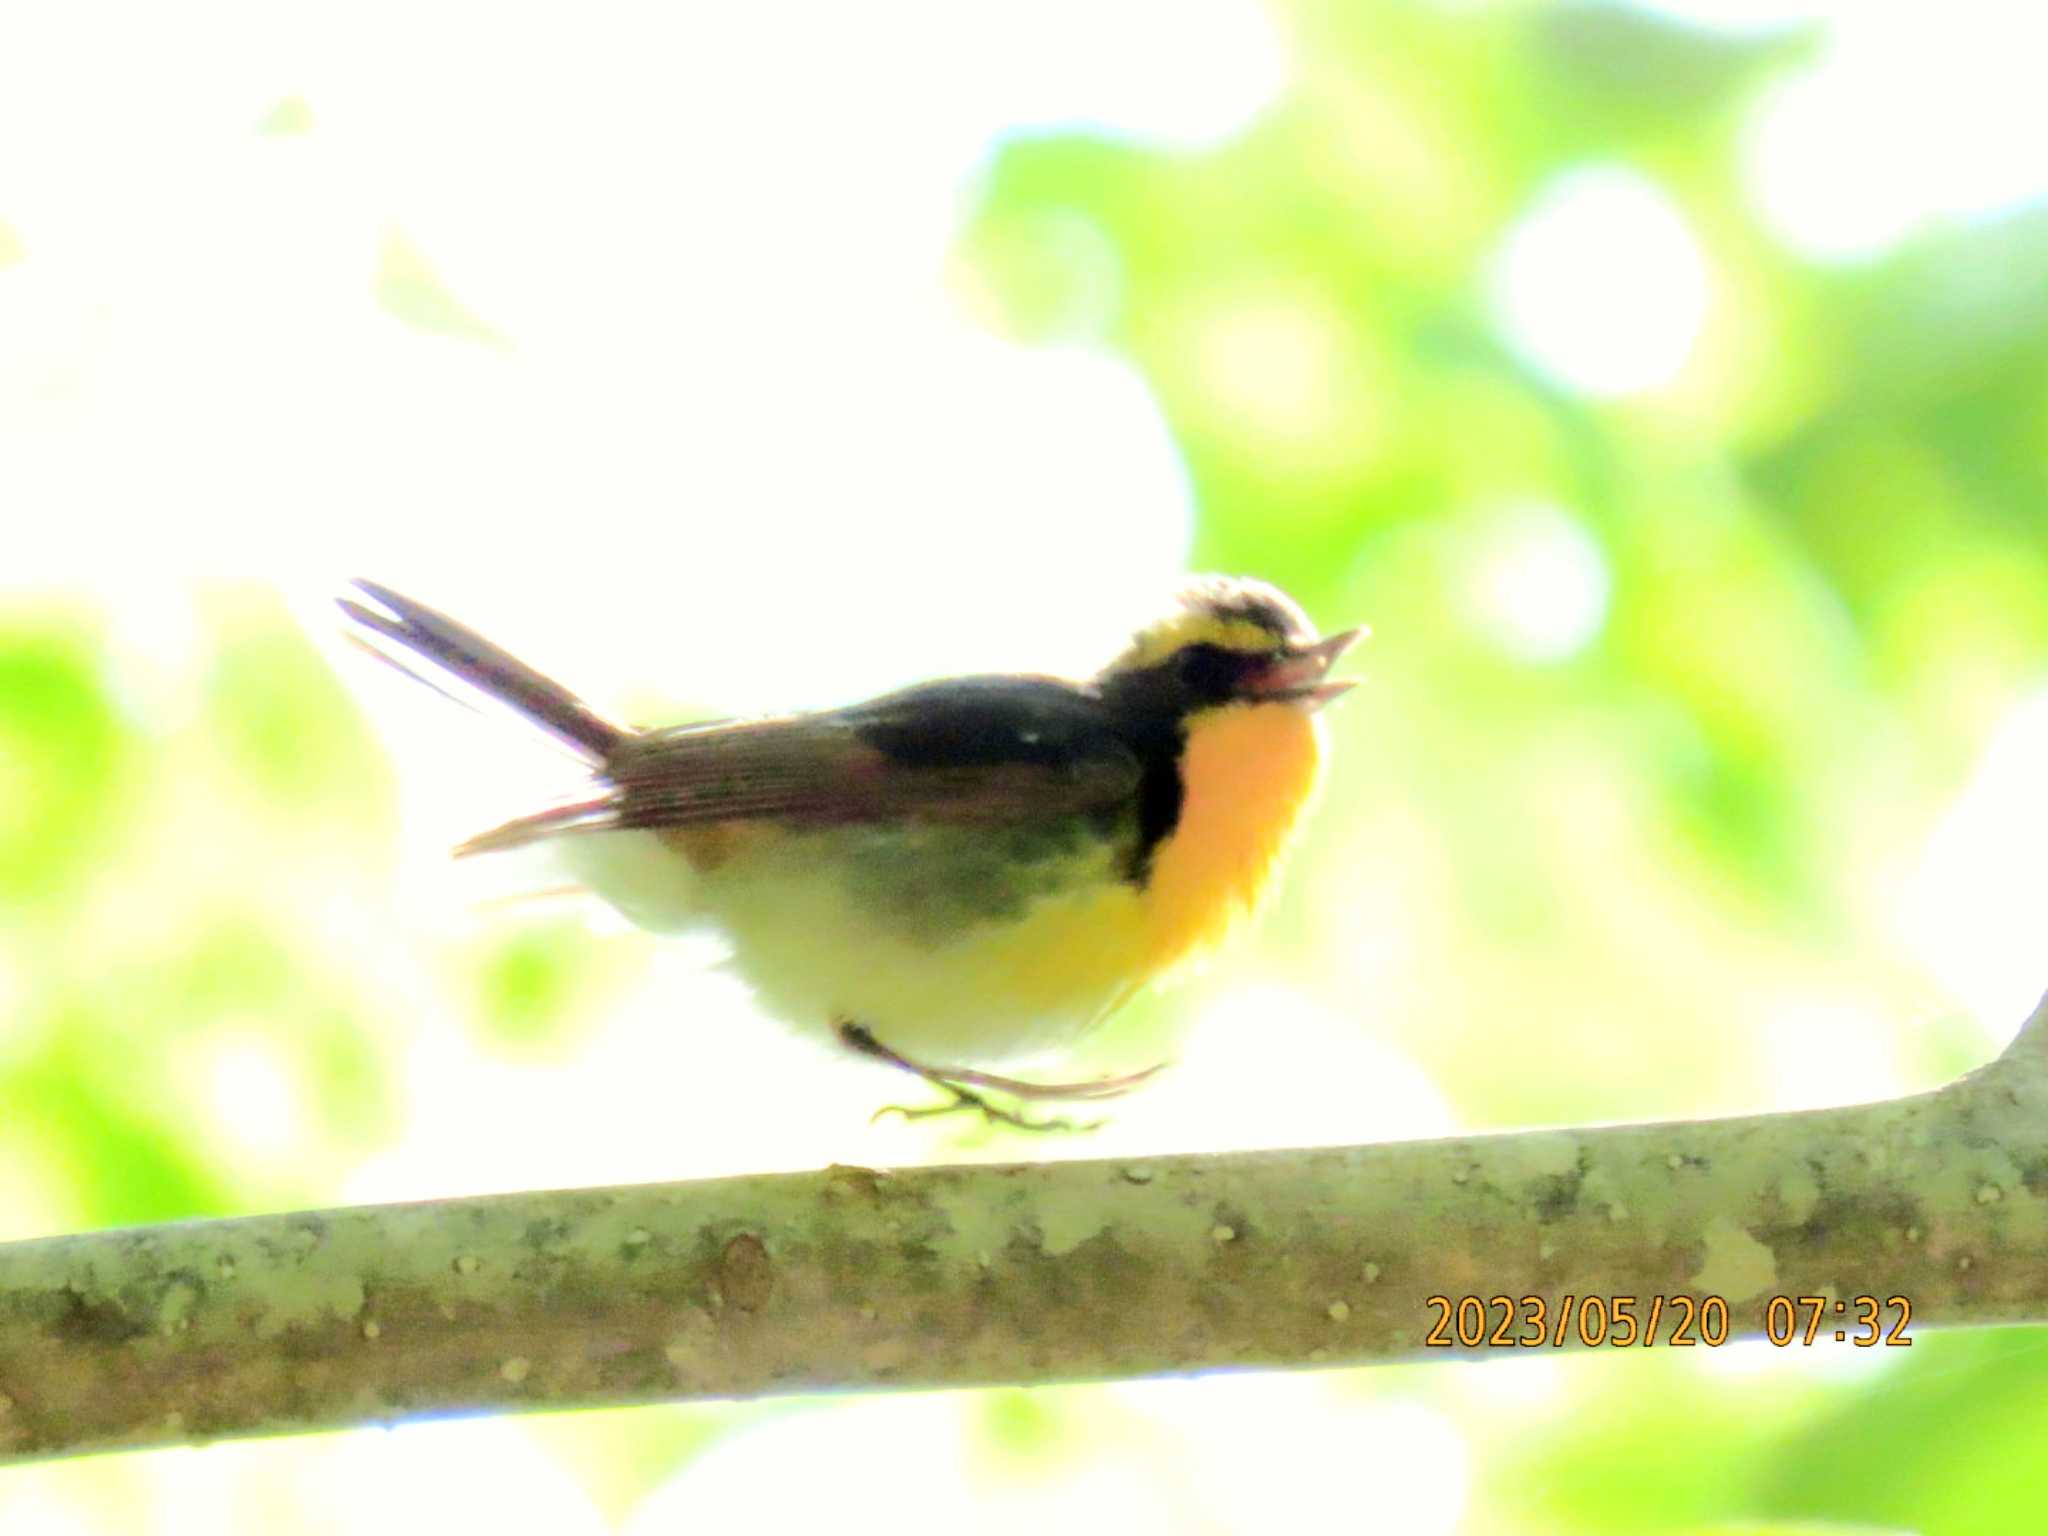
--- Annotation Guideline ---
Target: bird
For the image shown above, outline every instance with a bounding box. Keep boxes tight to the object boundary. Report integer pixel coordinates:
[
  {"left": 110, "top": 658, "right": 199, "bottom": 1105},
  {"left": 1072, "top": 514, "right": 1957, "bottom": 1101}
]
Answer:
[{"left": 340, "top": 576, "right": 1359, "bottom": 1128}]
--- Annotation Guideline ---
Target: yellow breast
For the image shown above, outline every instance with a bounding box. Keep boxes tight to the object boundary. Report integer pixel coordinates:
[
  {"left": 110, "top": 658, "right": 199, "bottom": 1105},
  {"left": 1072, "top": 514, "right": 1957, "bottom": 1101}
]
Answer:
[
  {"left": 884, "top": 699, "right": 1326, "bottom": 1035},
  {"left": 1141, "top": 701, "right": 1326, "bottom": 973}
]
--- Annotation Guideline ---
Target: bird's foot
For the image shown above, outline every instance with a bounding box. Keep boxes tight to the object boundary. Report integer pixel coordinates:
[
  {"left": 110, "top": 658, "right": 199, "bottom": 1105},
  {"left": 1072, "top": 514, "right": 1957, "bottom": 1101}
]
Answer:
[
  {"left": 876, "top": 1083, "right": 1099, "bottom": 1134},
  {"left": 837, "top": 1021, "right": 1165, "bottom": 1134}
]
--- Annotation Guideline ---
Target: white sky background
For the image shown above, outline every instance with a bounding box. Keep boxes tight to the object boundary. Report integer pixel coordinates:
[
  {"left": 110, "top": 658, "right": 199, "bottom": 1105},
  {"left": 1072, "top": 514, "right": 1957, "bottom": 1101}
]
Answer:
[
  {"left": 0, "top": 1, "right": 1294, "bottom": 713},
  {"left": 5, "top": 0, "right": 2043, "bottom": 699},
  {"left": 7, "top": 1, "right": 2045, "bottom": 663}
]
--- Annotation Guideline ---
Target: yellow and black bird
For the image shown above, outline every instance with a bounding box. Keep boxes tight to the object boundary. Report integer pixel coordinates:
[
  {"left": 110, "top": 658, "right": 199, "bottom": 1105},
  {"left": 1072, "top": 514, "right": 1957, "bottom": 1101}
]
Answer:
[{"left": 341, "top": 576, "right": 1358, "bottom": 1126}]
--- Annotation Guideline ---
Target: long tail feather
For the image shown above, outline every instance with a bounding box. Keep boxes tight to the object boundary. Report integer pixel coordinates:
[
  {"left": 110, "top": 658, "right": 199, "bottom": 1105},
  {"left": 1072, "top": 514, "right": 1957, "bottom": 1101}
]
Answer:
[{"left": 339, "top": 580, "right": 625, "bottom": 762}]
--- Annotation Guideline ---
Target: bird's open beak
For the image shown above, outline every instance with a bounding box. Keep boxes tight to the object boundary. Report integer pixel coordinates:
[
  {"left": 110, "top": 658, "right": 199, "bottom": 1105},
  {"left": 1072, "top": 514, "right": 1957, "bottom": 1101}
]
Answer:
[{"left": 1249, "top": 626, "right": 1365, "bottom": 709}]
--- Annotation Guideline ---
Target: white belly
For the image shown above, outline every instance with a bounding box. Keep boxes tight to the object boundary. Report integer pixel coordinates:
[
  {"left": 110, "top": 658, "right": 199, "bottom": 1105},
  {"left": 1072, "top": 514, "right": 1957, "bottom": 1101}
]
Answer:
[{"left": 557, "top": 826, "right": 1146, "bottom": 1064}]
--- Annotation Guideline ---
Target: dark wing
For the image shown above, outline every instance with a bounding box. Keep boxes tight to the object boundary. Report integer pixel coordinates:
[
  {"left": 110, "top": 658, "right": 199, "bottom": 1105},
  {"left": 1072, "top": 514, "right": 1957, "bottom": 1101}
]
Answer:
[{"left": 458, "top": 677, "right": 1142, "bottom": 854}]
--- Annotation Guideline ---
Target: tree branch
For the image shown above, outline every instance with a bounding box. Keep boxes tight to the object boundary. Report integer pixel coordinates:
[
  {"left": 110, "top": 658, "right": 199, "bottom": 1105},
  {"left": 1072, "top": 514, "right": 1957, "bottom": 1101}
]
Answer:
[{"left": 6, "top": 991, "right": 2047, "bottom": 1463}]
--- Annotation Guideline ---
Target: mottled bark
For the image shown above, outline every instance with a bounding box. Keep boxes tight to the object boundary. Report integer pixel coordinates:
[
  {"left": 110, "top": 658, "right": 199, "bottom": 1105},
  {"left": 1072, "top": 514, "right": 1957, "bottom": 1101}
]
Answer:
[{"left": 4, "top": 992, "right": 2047, "bottom": 1462}]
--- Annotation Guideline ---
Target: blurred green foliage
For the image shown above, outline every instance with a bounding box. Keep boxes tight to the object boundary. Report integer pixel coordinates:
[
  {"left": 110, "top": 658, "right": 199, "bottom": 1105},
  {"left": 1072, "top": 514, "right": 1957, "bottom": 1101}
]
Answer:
[
  {"left": 374, "top": 232, "right": 506, "bottom": 346},
  {"left": 469, "top": 917, "right": 621, "bottom": 1053},
  {"left": 0, "top": 628, "right": 128, "bottom": 910},
  {"left": 205, "top": 617, "right": 382, "bottom": 810}
]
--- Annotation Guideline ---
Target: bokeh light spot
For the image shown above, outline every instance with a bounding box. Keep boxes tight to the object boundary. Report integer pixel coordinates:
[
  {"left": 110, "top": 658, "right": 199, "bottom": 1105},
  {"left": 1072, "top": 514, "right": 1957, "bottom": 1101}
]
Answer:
[
  {"left": 1190, "top": 291, "right": 1357, "bottom": 443},
  {"left": 1176, "top": 283, "right": 1389, "bottom": 488},
  {"left": 1899, "top": 686, "right": 2048, "bottom": 1038},
  {"left": 1459, "top": 503, "right": 1612, "bottom": 664},
  {"left": 1488, "top": 167, "right": 1710, "bottom": 397},
  {"left": 1744, "top": 62, "right": 1925, "bottom": 262},
  {"left": 1744, "top": 6, "right": 2048, "bottom": 261},
  {"left": 207, "top": 1038, "right": 303, "bottom": 1159}
]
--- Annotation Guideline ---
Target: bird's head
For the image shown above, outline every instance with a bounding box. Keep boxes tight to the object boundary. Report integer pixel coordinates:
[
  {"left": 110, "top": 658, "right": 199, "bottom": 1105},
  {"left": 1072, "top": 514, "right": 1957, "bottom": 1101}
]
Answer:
[{"left": 1098, "top": 575, "right": 1362, "bottom": 721}]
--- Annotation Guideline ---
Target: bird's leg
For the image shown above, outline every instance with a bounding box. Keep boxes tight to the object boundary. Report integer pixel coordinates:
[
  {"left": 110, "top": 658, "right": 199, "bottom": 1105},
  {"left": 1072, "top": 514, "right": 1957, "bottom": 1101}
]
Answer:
[
  {"left": 835, "top": 1022, "right": 1147, "bottom": 1133},
  {"left": 918, "top": 1058, "right": 1168, "bottom": 1102}
]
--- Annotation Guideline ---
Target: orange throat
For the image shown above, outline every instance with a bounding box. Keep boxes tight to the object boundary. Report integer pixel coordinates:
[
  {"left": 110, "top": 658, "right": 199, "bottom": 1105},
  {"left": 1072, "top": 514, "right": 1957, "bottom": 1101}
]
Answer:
[{"left": 1142, "top": 701, "right": 1325, "bottom": 971}]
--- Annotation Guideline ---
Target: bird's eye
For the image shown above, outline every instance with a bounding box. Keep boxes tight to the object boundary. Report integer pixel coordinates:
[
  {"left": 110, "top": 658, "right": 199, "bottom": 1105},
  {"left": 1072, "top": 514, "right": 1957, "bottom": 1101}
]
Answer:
[{"left": 1174, "top": 643, "right": 1244, "bottom": 699}]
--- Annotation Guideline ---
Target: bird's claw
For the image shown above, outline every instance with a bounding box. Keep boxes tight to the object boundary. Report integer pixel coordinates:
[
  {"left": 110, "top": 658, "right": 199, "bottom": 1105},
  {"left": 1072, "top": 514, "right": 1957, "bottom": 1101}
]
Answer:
[{"left": 870, "top": 1085, "right": 1102, "bottom": 1135}]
